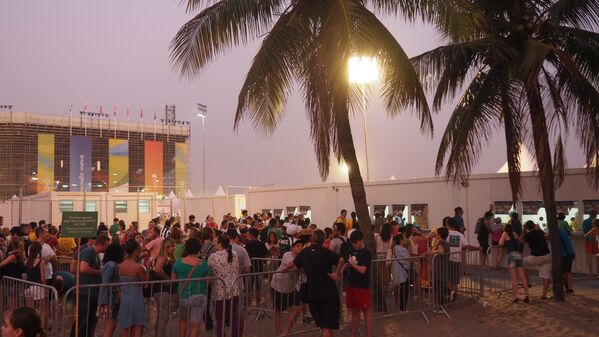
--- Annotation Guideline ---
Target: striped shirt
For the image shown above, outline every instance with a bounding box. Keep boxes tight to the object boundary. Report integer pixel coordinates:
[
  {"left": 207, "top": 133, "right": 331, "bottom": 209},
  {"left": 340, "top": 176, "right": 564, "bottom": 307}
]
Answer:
[{"left": 160, "top": 226, "right": 171, "bottom": 239}]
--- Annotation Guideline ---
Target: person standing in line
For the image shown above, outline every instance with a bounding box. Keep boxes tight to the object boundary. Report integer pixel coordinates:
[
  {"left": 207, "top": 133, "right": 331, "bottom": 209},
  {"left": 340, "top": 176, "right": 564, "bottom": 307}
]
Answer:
[
  {"left": 109, "top": 218, "right": 120, "bottom": 238},
  {"left": 117, "top": 239, "right": 148, "bottom": 337},
  {"left": 172, "top": 238, "right": 210, "bottom": 337},
  {"left": 160, "top": 219, "right": 172, "bottom": 239},
  {"left": 328, "top": 223, "right": 347, "bottom": 255},
  {"left": 1, "top": 307, "right": 47, "bottom": 337},
  {"left": 583, "top": 219, "right": 599, "bottom": 279},
  {"left": 335, "top": 210, "right": 350, "bottom": 230},
  {"left": 390, "top": 234, "right": 411, "bottom": 312},
  {"left": 491, "top": 217, "right": 504, "bottom": 267},
  {"left": 153, "top": 238, "right": 179, "bottom": 337},
  {"left": 270, "top": 240, "right": 304, "bottom": 336},
  {"left": 558, "top": 213, "right": 572, "bottom": 234},
  {"left": 582, "top": 210, "right": 598, "bottom": 276},
  {"left": 293, "top": 230, "right": 344, "bottom": 337},
  {"left": 454, "top": 207, "right": 465, "bottom": 234},
  {"left": 522, "top": 221, "right": 552, "bottom": 299},
  {"left": 345, "top": 230, "right": 372, "bottom": 337},
  {"left": 557, "top": 227, "right": 576, "bottom": 293},
  {"left": 499, "top": 225, "right": 529, "bottom": 303},
  {"left": 33, "top": 227, "right": 56, "bottom": 287},
  {"left": 475, "top": 212, "right": 493, "bottom": 266},
  {"left": 98, "top": 243, "right": 125, "bottom": 337},
  {"left": 70, "top": 234, "right": 110, "bottom": 337},
  {"left": 208, "top": 235, "right": 241, "bottom": 337},
  {"left": 446, "top": 218, "right": 480, "bottom": 302}
]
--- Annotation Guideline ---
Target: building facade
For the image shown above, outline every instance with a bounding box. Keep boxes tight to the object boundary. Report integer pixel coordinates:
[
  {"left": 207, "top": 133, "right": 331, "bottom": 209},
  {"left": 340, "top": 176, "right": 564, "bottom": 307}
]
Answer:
[{"left": 0, "top": 111, "right": 190, "bottom": 200}]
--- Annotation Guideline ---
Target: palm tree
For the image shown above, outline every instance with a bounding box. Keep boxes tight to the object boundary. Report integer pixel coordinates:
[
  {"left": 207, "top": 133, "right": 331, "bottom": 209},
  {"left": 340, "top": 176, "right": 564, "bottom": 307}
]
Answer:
[
  {"left": 409, "top": 0, "right": 599, "bottom": 300},
  {"left": 170, "top": 0, "right": 431, "bottom": 253}
]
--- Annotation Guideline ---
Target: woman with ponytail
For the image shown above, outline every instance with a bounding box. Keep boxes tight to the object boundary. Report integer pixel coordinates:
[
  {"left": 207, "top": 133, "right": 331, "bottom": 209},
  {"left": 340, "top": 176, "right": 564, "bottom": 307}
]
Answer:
[
  {"left": 1, "top": 307, "right": 46, "bottom": 337},
  {"left": 499, "top": 224, "right": 529, "bottom": 303},
  {"left": 208, "top": 235, "right": 240, "bottom": 337}
]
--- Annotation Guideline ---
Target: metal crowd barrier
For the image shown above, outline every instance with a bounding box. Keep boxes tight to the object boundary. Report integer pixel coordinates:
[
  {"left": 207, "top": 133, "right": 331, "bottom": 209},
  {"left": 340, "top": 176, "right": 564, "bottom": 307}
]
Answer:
[
  {"left": 56, "top": 255, "right": 73, "bottom": 273},
  {"left": 0, "top": 276, "right": 60, "bottom": 337}
]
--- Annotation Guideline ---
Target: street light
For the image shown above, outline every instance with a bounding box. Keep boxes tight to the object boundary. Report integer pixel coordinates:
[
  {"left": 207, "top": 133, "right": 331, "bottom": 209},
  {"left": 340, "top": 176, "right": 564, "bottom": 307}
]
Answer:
[
  {"left": 348, "top": 56, "right": 379, "bottom": 182},
  {"left": 197, "top": 103, "right": 208, "bottom": 195}
]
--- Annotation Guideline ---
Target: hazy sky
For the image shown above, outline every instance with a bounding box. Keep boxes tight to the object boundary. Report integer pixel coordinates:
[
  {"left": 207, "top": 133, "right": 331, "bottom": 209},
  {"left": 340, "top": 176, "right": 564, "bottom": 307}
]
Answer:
[{"left": 0, "top": 1, "right": 587, "bottom": 194}]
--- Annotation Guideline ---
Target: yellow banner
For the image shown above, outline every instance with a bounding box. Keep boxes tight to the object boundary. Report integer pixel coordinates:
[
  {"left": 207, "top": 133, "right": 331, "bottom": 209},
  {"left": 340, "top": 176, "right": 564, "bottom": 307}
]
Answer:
[
  {"left": 37, "top": 134, "right": 55, "bottom": 193},
  {"left": 109, "top": 139, "right": 129, "bottom": 189}
]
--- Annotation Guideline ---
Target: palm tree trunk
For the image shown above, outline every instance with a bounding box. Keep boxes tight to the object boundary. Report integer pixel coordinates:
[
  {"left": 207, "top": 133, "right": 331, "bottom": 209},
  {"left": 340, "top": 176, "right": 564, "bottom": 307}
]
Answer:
[
  {"left": 336, "top": 104, "right": 376, "bottom": 255},
  {"left": 527, "top": 87, "right": 565, "bottom": 301}
]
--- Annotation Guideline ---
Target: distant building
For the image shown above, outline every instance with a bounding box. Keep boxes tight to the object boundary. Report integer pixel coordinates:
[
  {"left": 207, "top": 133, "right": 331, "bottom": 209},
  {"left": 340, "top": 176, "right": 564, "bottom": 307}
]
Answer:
[{"left": 0, "top": 111, "right": 190, "bottom": 200}]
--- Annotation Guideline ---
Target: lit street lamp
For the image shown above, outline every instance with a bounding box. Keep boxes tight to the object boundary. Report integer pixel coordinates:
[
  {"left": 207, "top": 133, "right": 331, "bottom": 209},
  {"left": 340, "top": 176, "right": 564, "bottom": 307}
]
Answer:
[{"left": 348, "top": 56, "right": 379, "bottom": 182}]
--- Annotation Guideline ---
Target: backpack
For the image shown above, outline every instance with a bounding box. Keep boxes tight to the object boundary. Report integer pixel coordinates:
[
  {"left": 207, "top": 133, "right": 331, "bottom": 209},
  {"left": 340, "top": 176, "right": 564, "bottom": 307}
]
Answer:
[
  {"left": 337, "top": 237, "right": 351, "bottom": 261},
  {"left": 278, "top": 235, "right": 292, "bottom": 256},
  {"left": 474, "top": 218, "right": 485, "bottom": 234}
]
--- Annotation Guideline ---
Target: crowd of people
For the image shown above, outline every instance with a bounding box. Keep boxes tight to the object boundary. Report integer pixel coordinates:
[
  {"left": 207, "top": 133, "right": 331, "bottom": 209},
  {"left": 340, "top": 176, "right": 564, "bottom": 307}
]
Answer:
[{"left": 0, "top": 207, "right": 598, "bottom": 337}]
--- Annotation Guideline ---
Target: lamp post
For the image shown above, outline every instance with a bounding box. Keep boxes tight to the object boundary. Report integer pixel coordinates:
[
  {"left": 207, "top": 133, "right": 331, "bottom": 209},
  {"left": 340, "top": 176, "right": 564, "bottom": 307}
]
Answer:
[
  {"left": 348, "top": 56, "right": 379, "bottom": 182},
  {"left": 197, "top": 103, "right": 208, "bottom": 195}
]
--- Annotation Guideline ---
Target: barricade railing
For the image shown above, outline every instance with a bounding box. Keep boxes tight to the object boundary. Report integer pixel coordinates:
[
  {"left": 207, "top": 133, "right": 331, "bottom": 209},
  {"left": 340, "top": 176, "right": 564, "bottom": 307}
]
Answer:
[
  {"left": 366, "top": 250, "right": 483, "bottom": 322},
  {"left": 56, "top": 255, "right": 73, "bottom": 273},
  {"left": 0, "top": 276, "right": 60, "bottom": 337},
  {"left": 59, "top": 276, "right": 227, "bottom": 337}
]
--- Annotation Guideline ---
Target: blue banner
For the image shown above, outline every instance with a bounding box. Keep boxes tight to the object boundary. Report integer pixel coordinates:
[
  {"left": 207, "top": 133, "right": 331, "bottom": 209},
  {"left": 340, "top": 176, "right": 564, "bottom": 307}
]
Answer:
[{"left": 70, "top": 135, "right": 92, "bottom": 192}]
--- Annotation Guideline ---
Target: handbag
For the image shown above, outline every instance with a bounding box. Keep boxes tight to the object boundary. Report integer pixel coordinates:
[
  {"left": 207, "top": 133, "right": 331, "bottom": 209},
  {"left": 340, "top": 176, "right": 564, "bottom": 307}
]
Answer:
[{"left": 393, "top": 247, "right": 416, "bottom": 284}]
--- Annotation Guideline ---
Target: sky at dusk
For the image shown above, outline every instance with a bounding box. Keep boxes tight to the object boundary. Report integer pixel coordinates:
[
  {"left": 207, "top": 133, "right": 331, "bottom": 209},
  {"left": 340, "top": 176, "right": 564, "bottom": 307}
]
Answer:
[{"left": 0, "top": 1, "right": 587, "bottom": 194}]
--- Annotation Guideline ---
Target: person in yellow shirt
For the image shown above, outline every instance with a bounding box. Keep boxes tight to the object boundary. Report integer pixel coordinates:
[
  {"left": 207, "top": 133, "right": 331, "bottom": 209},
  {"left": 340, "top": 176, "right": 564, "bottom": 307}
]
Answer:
[
  {"left": 428, "top": 217, "right": 451, "bottom": 251},
  {"left": 57, "top": 236, "right": 77, "bottom": 256},
  {"left": 335, "top": 209, "right": 351, "bottom": 230}
]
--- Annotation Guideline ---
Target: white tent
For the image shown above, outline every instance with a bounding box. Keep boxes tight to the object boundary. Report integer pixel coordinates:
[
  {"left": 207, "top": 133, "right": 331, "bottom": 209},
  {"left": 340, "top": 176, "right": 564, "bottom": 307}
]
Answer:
[
  {"left": 214, "top": 186, "right": 226, "bottom": 196},
  {"left": 498, "top": 144, "right": 537, "bottom": 173}
]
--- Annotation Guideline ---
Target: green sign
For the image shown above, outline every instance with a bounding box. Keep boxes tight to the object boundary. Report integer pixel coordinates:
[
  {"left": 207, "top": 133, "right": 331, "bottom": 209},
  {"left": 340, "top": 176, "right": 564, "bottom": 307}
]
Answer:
[{"left": 61, "top": 211, "right": 98, "bottom": 238}]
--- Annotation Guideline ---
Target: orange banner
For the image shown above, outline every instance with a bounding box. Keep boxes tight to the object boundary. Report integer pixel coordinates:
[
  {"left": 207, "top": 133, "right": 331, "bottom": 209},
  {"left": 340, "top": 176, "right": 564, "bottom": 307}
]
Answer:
[{"left": 144, "top": 141, "right": 163, "bottom": 194}]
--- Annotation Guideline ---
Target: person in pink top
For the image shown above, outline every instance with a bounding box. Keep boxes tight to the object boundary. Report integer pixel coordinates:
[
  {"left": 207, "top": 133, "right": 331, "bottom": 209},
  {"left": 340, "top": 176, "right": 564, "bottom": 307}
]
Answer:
[{"left": 144, "top": 227, "right": 163, "bottom": 260}]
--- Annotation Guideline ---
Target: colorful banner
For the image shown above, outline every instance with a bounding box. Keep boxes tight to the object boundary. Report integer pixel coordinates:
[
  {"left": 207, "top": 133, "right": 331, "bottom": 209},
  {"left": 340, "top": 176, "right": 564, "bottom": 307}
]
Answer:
[
  {"left": 37, "top": 133, "right": 55, "bottom": 193},
  {"left": 555, "top": 201, "right": 574, "bottom": 215},
  {"left": 70, "top": 135, "right": 92, "bottom": 192},
  {"left": 175, "top": 142, "right": 188, "bottom": 196},
  {"left": 109, "top": 139, "right": 129, "bottom": 190},
  {"left": 494, "top": 201, "right": 514, "bottom": 214},
  {"left": 144, "top": 140, "right": 163, "bottom": 194}
]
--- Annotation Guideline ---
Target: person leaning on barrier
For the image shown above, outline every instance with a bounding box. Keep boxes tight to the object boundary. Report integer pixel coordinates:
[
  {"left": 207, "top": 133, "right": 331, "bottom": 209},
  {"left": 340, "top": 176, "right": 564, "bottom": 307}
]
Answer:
[
  {"left": 272, "top": 240, "right": 305, "bottom": 336},
  {"left": 521, "top": 220, "right": 552, "bottom": 299},
  {"left": 446, "top": 217, "right": 480, "bottom": 302}
]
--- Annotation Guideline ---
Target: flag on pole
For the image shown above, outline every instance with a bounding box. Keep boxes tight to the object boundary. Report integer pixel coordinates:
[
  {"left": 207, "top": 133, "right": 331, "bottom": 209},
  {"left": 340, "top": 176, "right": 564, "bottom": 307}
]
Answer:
[
  {"left": 99, "top": 104, "right": 103, "bottom": 137},
  {"left": 153, "top": 110, "right": 157, "bottom": 141},
  {"left": 140, "top": 108, "right": 144, "bottom": 140},
  {"left": 113, "top": 105, "right": 117, "bottom": 117}
]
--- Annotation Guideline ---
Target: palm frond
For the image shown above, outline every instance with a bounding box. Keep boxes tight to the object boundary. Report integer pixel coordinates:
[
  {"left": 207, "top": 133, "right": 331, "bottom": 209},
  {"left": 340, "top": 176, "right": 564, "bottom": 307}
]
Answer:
[
  {"left": 435, "top": 68, "right": 504, "bottom": 182},
  {"left": 170, "top": 0, "right": 287, "bottom": 79},
  {"left": 552, "top": 50, "right": 599, "bottom": 188},
  {"left": 235, "top": 10, "right": 308, "bottom": 136},
  {"left": 547, "top": 0, "right": 599, "bottom": 30},
  {"left": 501, "top": 80, "right": 526, "bottom": 202},
  {"left": 553, "top": 135, "right": 567, "bottom": 187},
  {"left": 350, "top": 5, "right": 432, "bottom": 133}
]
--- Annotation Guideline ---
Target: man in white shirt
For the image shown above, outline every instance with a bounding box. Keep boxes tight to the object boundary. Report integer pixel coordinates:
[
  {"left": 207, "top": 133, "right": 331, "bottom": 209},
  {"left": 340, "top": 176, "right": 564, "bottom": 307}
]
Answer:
[
  {"left": 446, "top": 217, "right": 479, "bottom": 301},
  {"left": 226, "top": 229, "right": 251, "bottom": 336},
  {"left": 34, "top": 227, "right": 56, "bottom": 285},
  {"left": 271, "top": 240, "right": 304, "bottom": 335}
]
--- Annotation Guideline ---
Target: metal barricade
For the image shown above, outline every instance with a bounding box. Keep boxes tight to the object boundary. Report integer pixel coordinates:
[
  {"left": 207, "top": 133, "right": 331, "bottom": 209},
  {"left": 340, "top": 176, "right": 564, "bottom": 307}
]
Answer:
[
  {"left": 0, "top": 276, "right": 60, "bottom": 337},
  {"left": 234, "top": 270, "right": 320, "bottom": 336},
  {"left": 366, "top": 250, "right": 484, "bottom": 323},
  {"left": 56, "top": 255, "right": 73, "bottom": 272},
  {"left": 59, "top": 276, "right": 227, "bottom": 337}
]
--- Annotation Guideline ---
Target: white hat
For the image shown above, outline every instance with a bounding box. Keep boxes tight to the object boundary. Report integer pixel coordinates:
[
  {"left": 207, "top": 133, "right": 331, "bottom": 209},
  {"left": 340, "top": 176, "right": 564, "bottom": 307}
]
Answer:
[{"left": 285, "top": 224, "right": 301, "bottom": 236}]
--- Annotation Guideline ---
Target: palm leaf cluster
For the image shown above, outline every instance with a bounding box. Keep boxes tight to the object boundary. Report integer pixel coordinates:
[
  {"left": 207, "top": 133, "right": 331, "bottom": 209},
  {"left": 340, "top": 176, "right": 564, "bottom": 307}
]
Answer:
[
  {"left": 406, "top": 0, "right": 599, "bottom": 202},
  {"left": 171, "top": 0, "right": 430, "bottom": 180}
]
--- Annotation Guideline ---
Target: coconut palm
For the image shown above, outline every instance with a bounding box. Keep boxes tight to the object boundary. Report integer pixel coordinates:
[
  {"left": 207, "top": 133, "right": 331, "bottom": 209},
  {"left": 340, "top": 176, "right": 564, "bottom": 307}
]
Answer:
[
  {"left": 170, "top": 0, "right": 431, "bottom": 252},
  {"left": 408, "top": 0, "right": 599, "bottom": 300}
]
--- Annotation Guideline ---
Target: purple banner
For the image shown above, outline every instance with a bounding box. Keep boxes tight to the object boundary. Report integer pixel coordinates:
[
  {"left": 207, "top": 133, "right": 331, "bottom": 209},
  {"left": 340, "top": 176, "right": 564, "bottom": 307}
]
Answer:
[{"left": 70, "top": 135, "right": 92, "bottom": 192}]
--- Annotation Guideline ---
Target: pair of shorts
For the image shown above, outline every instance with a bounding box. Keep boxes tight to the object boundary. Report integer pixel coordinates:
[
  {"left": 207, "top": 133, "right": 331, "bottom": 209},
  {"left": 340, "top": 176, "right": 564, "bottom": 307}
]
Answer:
[
  {"left": 309, "top": 298, "right": 340, "bottom": 330},
  {"left": 271, "top": 289, "right": 301, "bottom": 312},
  {"left": 449, "top": 261, "right": 461, "bottom": 285},
  {"left": 562, "top": 255, "right": 575, "bottom": 273},
  {"left": 523, "top": 254, "right": 552, "bottom": 279},
  {"left": 507, "top": 252, "right": 524, "bottom": 268},
  {"left": 346, "top": 287, "right": 371, "bottom": 310},
  {"left": 584, "top": 240, "right": 599, "bottom": 254},
  {"left": 179, "top": 294, "right": 207, "bottom": 322}
]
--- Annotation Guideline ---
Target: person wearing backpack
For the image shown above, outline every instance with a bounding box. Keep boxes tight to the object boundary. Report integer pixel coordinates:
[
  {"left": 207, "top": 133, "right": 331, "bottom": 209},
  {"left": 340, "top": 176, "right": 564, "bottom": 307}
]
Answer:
[
  {"left": 329, "top": 223, "right": 349, "bottom": 259},
  {"left": 476, "top": 212, "right": 493, "bottom": 266}
]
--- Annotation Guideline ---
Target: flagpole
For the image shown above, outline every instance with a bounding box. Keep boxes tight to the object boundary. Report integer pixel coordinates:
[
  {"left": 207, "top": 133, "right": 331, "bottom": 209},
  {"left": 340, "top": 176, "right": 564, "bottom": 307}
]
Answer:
[
  {"left": 113, "top": 106, "right": 117, "bottom": 138},
  {"left": 153, "top": 110, "right": 157, "bottom": 141},
  {"left": 141, "top": 108, "right": 144, "bottom": 141},
  {"left": 127, "top": 108, "right": 130, "bottom": 140},
  {"left": 69, "top": 102, "right": 73, "bottom": 136},
  {"left": 99, "top": 104, "right": 103, "bottom": 138}
]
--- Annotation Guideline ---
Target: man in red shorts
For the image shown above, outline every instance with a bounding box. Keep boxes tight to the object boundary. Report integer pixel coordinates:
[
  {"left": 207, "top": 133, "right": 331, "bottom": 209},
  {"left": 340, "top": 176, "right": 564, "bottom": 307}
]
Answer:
[{"left": 345, "top": 230, "right": 372, "bottom": 337}]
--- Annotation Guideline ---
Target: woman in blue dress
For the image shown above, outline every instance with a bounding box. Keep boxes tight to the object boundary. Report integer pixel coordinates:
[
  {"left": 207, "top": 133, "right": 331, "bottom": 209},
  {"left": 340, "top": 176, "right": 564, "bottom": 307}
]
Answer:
[{"left": 118, "top": 239, "right": 148, "bottom": 337}]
